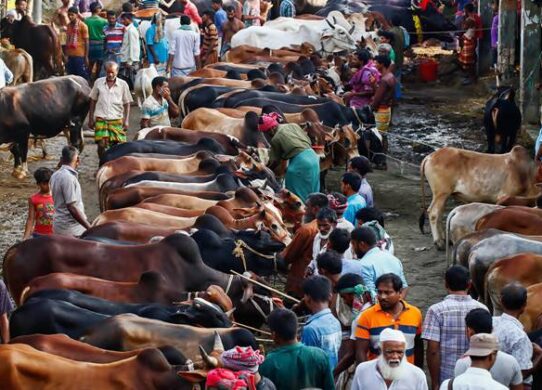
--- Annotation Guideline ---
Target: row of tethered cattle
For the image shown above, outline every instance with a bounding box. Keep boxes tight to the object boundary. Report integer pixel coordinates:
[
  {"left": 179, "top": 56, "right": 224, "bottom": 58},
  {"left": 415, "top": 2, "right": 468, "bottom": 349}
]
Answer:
[
  {"left": 0, "top": 56, "right": 366, "bottom": 387},
  {"left": 419, "top": 144, "right": 542, "bottom": 335}
]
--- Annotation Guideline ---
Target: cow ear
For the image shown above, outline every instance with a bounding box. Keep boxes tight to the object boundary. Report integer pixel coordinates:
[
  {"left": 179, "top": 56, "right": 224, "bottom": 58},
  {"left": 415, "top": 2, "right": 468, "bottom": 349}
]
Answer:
[{"left": 137, "top": 349, "right": 171, "bottom": 371}]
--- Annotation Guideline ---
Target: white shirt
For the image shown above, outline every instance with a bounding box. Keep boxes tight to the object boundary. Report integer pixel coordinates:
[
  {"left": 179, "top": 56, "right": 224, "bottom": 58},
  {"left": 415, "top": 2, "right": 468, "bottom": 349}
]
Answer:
[
  {"left": 440, "top": 367, "right": 507, "bottom": 390},
  {"left": 89, "top": 77, "right": 133, "bottom": 120},
  {"left": 0, "top": 58, "right": 13, "bottom": 89},
  {"left": 141, "top": 95, "right": 170, "bottom": 126},
  {"left": 168, "top": 28, "right": 200, "bottom": 69},
  {"left": 493, "top": 313, "right": 533, "bottom": 384},
  {"left": 351, "top": 359, "right": 428, "bottom": 390},
  {"left": 120, "top": 23, "right": 140, "bottom": 64},
  {"left": 454, "top": 351, "right": 523, "bottom": 387},
  {"left": 337, "top": 217, "right": 354, "bottom": 232}
]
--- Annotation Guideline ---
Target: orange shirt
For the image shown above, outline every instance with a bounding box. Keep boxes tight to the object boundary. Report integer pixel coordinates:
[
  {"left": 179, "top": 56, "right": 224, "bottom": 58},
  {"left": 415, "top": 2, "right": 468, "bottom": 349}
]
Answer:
[
  {"left": 354, "top": 301, "right": 423, "bottom": 364},
  {"left": 66, "top": 21, "right": 89, "bottom": 57}
]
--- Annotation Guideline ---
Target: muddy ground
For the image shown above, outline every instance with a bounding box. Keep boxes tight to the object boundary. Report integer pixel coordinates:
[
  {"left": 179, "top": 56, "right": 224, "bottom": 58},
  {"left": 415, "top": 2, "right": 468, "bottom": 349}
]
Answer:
[{"left": 0, "top": 80, "right": 501, "bottom": 313}]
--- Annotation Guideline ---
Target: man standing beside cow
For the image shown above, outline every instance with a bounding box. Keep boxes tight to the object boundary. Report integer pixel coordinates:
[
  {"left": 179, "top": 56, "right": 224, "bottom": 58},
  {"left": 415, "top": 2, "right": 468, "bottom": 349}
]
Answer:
[{"left": 119, "top": 12, "right": 140, "bottom": 89}]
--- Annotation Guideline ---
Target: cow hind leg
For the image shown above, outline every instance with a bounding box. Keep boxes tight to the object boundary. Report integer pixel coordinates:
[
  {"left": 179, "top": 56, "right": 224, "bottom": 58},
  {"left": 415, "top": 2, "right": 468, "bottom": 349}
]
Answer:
[
  {"left": 427, "top": 193, "right": 448, "bottom": 250},
  {"left": 9, "top": 143, "right": 25, "bottom": 179}
]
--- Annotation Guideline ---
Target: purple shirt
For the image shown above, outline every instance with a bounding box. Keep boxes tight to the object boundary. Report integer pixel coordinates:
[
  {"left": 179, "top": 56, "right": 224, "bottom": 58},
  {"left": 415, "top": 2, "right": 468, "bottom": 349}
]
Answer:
[
  {"left": 0, "top": 279, "right": 13, "bottom": 316},
  {"left": 348, "top": 62, "right": 380, "bottom": 108},
  {"left": 491, "top": 14, "right": 499, "bottom": 48}
]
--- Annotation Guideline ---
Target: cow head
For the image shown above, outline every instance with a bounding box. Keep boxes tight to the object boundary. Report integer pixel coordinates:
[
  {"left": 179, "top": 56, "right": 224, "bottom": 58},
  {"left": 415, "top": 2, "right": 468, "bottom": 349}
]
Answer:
[
  {"left": 321, "top": 21, "right": 357, "bottom": 54},
  {"left": 198, "top": 331, "right": 225, "bottom": 369},
  {"left": 171, "top": 298, "right": 231, "bottom": 328},
  {"left": 272, "top": 189, "right": 306, "bottom": 229},
  {"left": 198, "top": 285, "right": 233, "bottom": 313},
  {"left": 233, "top": 229, "right": 286, "bottom": 276},
  {"left": 234, "top": 151, "right": 282, "bottom": 194},
  {"left": 254, "top": 207, "right": 292, "bottom": 246}
]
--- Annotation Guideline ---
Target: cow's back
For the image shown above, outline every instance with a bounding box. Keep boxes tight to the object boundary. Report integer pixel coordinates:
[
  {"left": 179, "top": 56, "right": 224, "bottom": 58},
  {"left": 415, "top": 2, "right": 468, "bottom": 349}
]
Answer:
[{"left": 424, "top": 147, "right": 536, "bottom": 203}]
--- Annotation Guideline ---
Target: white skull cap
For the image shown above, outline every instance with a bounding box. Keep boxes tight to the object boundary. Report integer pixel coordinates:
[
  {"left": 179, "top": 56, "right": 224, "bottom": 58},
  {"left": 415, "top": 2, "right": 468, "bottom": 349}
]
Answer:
[{"left": 379, "top": 328, "right": 406, "bottom": 343}]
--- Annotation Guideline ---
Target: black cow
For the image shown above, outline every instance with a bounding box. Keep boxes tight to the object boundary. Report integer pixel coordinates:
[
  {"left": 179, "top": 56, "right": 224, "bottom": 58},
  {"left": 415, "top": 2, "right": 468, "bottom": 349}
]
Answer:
[
  {"left": 123, "top": 166, "right": 232, "bottom": 187},
  {"left": 0, "top": 76, "right": 90, "bottom": 178},
  {"left": 99, "top": 139, "right": 225, "bottom": 166},
  {"left": 11, "top": 15, "right": 63, "bottom": 78},
  {"left": 28, "top": 289, "right": 231, "bottom": 327},
  {"left": 10, "top": 292, "right": 230, "bottom": 339},
  {"left": 181, "top": 85, "right": 238, "bottom": 115},
  {"left": 192, "top": 229, "right": 285, "bottom": 275},
  {"left": 219, "top": 90, "right": 329, "bottom": 108},
  {"left": 483, "top": 86, "right": 522, "bottom": 153}
]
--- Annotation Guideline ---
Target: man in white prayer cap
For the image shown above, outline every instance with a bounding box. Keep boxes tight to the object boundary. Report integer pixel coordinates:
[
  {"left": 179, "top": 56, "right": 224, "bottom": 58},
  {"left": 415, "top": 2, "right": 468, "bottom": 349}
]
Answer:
[{"left": 351, "top": 328, "right": 428, "bottom": 390}]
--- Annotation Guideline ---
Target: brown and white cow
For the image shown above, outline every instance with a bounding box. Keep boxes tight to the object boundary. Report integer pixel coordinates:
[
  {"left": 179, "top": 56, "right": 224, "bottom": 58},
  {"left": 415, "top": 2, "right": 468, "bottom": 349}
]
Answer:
[{"left": 419, "top": 146, "right": 539, "bottom": 249}]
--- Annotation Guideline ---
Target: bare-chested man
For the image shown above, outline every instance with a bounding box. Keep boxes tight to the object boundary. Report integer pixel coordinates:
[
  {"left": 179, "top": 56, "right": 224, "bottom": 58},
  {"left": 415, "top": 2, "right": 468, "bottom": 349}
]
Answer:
[
  {"left": 52, "top": 0, "right": 71, "bottom": 53},
  {"left": 221, "top": 5, "right": 244, "bottom": 57}
]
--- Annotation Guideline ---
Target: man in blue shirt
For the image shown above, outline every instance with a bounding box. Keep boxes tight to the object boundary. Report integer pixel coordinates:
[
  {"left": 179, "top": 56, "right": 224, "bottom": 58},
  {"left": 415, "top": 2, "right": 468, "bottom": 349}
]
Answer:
[
  {"left": 211, "top": 0, "right": 227, "bottom": 38},
  {"left": 341, "top": 172, "right": 366, "bottom": 225},
  {"left": 351, "top": 226, "right": 408, "bottom": 298},
  {"left": 301, "top": 275, "right": 342, "bottom": 369},
  {"left": 279, "top": 0, "right": 295, "bottom": 17}
]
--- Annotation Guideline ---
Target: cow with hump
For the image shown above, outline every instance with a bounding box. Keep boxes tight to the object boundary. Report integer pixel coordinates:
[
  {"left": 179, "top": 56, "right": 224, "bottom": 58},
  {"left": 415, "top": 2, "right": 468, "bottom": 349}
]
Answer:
[{"left": 419, "top": 146, "right": 539, "bottom": 249}]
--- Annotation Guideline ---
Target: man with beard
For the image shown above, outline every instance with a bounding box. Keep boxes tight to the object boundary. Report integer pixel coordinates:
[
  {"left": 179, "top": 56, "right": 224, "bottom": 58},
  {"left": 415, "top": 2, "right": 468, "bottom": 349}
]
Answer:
[
  {"left": 305, "top": 207, "right": 338, "bottom": 277},
  {"left": 351, "top": 328, "right": 427, "bottom": 389}
]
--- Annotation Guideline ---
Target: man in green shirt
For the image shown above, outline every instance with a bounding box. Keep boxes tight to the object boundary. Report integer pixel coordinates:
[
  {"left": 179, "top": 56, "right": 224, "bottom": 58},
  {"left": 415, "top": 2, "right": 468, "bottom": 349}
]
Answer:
[
  {"left": 259, "top": 112, "right": 320, "bottom": 202},
  {"left": 84, "top": 2, "right": 108, "bottom": 81},
  {"left": 259, "top": 308, "right": 335, "bottom": 390}
]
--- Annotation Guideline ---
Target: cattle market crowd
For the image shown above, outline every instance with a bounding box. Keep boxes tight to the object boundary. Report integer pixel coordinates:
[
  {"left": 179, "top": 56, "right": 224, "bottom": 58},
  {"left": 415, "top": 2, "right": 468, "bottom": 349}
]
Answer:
[{"left": 0, "top": 0, "right": 541, "bottom": 389}]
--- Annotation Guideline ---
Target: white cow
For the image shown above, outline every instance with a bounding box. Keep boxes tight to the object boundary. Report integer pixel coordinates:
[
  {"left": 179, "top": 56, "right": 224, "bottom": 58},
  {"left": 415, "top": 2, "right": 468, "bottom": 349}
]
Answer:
[{"left": 134, "top": 65, "right": 159, "bottom": 107}]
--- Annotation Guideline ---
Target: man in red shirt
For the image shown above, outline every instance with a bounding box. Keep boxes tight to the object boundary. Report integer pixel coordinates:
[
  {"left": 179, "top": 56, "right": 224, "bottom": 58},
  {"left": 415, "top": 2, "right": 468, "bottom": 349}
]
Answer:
[{"left": 181, "top": 0, "right": 202, "bottom": 25}]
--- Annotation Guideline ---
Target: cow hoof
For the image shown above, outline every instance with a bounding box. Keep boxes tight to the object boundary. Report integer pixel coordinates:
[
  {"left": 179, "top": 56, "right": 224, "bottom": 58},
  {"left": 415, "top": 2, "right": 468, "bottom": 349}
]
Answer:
[{"left": 434, "top": 241, "right": 446, "bottom": 251}]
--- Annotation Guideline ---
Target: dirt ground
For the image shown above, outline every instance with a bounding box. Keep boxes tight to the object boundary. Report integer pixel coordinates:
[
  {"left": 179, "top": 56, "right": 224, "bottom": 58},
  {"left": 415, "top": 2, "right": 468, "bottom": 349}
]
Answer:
[{"left": 0, "top": 80, "right": 497, "bottom": 313}]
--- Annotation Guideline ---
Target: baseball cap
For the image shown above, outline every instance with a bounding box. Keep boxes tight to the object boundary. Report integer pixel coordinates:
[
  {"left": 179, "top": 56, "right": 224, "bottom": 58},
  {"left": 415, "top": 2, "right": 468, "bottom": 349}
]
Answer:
[{"left": 465, "top": 333, "right": 499, "bottom": 357}]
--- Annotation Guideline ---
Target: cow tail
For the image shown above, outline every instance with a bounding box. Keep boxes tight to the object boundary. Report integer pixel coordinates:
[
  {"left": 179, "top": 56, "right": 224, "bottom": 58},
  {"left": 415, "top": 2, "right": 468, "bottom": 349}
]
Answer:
[{"left": 418, "top": 157, "right": 428, "bottom": 234}]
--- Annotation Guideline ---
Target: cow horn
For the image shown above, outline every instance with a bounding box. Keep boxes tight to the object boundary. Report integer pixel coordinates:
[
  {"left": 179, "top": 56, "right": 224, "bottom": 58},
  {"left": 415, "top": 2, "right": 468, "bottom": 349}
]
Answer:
[
  {"left": 213, "top": 331, "right": 225, "bottom": 353},
  {"left": 199, "top": 345, "right": 219, "bottom": 368},
  {"left": 326, "top": 18, "right": 335, "bottom": 29},
  {"left": 225, "top": 307, "right": 236, "bottom": 318},
  {"left": 349, "top": 23, "right": 356, "bottom": 35},
  {"left": 333, "top": 16, "right": 337, "bottom": 24}
]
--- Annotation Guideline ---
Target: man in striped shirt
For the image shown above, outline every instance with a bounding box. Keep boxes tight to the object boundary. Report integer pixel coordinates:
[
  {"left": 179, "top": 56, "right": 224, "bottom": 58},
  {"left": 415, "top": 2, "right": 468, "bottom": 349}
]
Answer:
[
  {"left": 201, "top": 11, "right": 218, "bottom": 66},
  {"left": 103, "top": 10, "right": 125, "bottom": 65}
]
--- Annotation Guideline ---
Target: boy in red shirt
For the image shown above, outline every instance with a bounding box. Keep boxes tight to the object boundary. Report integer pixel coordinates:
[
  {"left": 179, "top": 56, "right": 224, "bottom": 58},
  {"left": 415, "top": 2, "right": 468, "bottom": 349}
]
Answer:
[{"left": 23, "top": 167, "right": 55, "bottom": 240}]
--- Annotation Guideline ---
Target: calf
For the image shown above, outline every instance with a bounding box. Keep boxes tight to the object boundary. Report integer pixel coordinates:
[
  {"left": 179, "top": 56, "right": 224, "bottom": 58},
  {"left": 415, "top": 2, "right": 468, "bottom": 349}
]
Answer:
[
  {"left": 484, "top": 87, "right": 521, "bottom": 153},
  {"left": 420, "top": 146, "right": 538, "bottom": 249}
]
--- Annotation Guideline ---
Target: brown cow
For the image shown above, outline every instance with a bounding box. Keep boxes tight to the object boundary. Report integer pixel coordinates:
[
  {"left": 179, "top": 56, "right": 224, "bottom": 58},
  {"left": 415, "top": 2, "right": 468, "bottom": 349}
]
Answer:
[
  {"left": 0, "top": 48, "right": 32, "bottom": 84},
  {"left": 10, "top": 334, "right": 140, "bottom": 363},
  {"left": 168, "top": 77, "right": 252, "bottom": 103},
  {"left": 142, "top": 194, "right": 218, "bottom": 210},
  {"left": 20, "top": 272, "right": 232, "bottom": 310},
  {"left": 420, "top": 146, "right": 539, "bottom": 249},
  {"left": 520, "top": 283, "right": 542, "bottom": 332},
  {"left": 92, "top": 207, "right": 198, "bottom": 229},
  {"left": 476, "top": 206, "right": 542, "bottom": 236},
  {"left": 82, "top": 221, "right": 179, "bottom": 243},
  {"left": 204, "top": 205, "right": 292, "bottom": 245},
  {"left": 0, "top": 344, "right": 196, "bottom": 389},
  {"left": 485, "top": 253, "right": 542, "bottom": 319},
  {"left": 225, "top": 45, "right": 308, "bottom": 64},
  {"left": 134, "top": 202, "right": 205, "bottom": 217},
  {"left": 497, "top": 194, "right": 541, "bottom": 207},
  {"left": 96, "top": 151, "right": 222, "bottom": 189},
  {"left": 104, "top": 187, "right": 229, "bottom": 211}
]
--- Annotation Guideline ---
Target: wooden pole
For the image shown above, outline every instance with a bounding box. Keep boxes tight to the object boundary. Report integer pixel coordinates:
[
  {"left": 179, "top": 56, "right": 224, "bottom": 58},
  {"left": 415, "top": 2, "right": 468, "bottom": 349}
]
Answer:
[
  {"left": 478, "top": 0, "right": 493, "bottom": 75},
  {"left": 519, "top": 1, "right": 541, "bottom": 123},
  {"left": 230, "top": 270, "right": 301, "bottom": 303},
  {"left": 497, "top": 0, "right": 518, "bottom": 85},
  {"left": 232, "top": 321, "right": 272, "bottom": 335}
]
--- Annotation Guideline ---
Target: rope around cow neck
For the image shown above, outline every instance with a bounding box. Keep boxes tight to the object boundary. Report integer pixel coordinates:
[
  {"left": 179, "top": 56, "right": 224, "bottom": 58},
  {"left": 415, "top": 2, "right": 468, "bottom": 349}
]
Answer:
[{"left": 232, "top": 239, "right": 277, "bottom": 274}]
